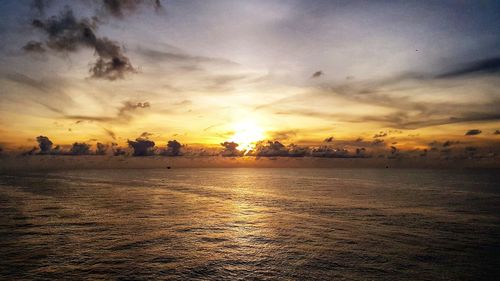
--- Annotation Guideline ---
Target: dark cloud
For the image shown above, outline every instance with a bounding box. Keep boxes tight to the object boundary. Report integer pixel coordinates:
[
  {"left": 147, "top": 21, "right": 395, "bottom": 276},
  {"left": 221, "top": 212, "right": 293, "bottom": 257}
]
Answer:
[
  {"left": 373, "top": 132, "right": 387, "bottom": 138},
  {"left": 372, "top": 139, "right": 384, "bottom": 146},
  {"left": 165, "top": 140, "right": 182, "bottom": 156},
  {"left": 140, "top": 131, "right": 153, "bottom": 139},
  {"left": 111, "top": 143, "right": 126, "bottom": 156},
  {"left": 70, "top": 142, "right": 91, "bottom": 155},
  {"left": 494, "top": 130, "right": 500, "bottom": 135},
  {"left": 102, "top": 0, "right": 162, "bottom": 18},
  {"left": 96, "top": 142, "right": 108, "bottom": 155},
  {"left": 324, "top": 136, "right": 334, "bottom": 143},
  {"left": 442, "top": 140, "right": 460, "bottom": 147},
  {"left": 355, "top": 147, "right": 367, "bottom": 157},
  {"left": 31, "top": 0, "right": 48, "bottom": 14},
  {"left": 311, "top": 71, "right": 323, "bottom": 78},
  {"left": 253, "top": 141, "right": 289, "bottom": 157},
  {"left": 436, "top": 56, "right": 500, "bottom": 79},
  {"left": 311, "top": 146, "right": 350, "bottom": 158},
  {"left": 22, "top": 147, "right": 38, "bottom": 156},
  {"left": 36, "top": 135, "right": 53, "bottom": 154},
  {"left": 27, "top": 8, "right": 135, "bottom": 80},
  {"left": 22, "top": 41, "right": 46, "bottom": 53},
  {"left": 220, "top": 141, "right": 242, "bottom": 157},
  {"left": 465, "top": 129, "right": 482, "bottom": 136},
  {"left": 128, "top": 138, "right": 155, "bottom": 156}
]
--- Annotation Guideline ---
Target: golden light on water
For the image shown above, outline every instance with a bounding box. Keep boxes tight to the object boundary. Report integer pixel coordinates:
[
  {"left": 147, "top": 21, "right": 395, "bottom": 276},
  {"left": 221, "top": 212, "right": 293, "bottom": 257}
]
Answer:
[{"left": 228, "top": 119, "right": 266, "bottom": 152}]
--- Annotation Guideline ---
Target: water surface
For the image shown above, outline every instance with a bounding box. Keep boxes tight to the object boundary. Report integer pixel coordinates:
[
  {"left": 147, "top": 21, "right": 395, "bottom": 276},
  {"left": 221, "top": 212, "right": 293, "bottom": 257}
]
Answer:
[{"left": 0, "top": 168, "right": 499, "bottom": 280}]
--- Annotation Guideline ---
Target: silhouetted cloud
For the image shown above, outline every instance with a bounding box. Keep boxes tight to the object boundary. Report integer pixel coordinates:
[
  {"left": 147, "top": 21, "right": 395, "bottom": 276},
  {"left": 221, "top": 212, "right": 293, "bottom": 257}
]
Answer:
[
  {"left": 27, "top": 8, "right": 135, "bottom": 80},
  {"left": 128, "top": 138, "right": 155, "bottom": 156},
  {"left": 311, "top": 146, "right": 350, "bottom": 158},
  {"left": 164, "top": 140, "right": 182, "bottom": 156},
  {"left": 70, "top": 142, "right": 91, "bottom": 155},
  {"left": 111, "top": 143, "right": 126, "bottom": 156},
  {"left": 36, "top": 135, "right": 53, "bottom": 154},
  {"left": 355, "top": 147, "right": 367, "bottom": 157},
  {"left": 311, "top": 71, "right": 323, "bottom": 78},
  {"left": 96, "top": 142, "right": 108, "bottom": 155},
  {"left": 220, "top": 141, "right": 242, "bottom": 157},
  {"left": 324, "top": 136, "right": 334, "bottom": 143},
  {"left": 494, "top": 130, "right": 500, "bottom": 135},
  {"left": 465, "top": 129, "right": 482, "bottom": 136},
  {"left": 254, "top": 141, "right": 288, "bottom": 157}
]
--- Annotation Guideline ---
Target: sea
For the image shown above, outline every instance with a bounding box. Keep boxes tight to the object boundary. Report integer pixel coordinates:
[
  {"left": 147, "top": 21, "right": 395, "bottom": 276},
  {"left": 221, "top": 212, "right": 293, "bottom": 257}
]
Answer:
[{"left": 0, "top": 168, "right": 499, "bottom": 280}]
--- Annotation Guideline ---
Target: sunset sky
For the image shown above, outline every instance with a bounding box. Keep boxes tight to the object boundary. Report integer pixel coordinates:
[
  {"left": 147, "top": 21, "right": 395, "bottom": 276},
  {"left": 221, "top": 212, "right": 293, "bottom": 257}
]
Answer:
[{"left": 0, "top": 0, "right": 499, "bottom": 152}]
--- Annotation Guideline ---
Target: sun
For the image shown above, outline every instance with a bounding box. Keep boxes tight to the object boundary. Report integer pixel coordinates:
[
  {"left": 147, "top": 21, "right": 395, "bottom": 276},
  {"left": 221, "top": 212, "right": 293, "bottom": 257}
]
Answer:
[{"left": 228, "top": 120, "right": 265, "bottom": 152}]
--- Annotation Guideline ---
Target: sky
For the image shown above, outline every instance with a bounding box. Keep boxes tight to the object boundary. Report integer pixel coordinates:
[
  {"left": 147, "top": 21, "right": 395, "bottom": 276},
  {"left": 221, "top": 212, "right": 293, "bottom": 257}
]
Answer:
[{"left": 0, "top": 0, "right": 499, "bottom": 155}]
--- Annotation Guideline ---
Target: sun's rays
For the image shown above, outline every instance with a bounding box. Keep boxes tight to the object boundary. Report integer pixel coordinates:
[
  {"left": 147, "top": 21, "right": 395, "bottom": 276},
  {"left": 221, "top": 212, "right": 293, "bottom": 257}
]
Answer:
[{"left": 228, "top": 119, "right": 265, "bottom": 152}]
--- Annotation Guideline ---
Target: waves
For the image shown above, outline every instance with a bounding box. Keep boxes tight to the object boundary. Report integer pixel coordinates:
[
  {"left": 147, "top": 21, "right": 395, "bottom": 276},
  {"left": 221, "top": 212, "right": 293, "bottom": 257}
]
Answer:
[{"left": 0, "top": 168, "right": 499, "bottom": 280}]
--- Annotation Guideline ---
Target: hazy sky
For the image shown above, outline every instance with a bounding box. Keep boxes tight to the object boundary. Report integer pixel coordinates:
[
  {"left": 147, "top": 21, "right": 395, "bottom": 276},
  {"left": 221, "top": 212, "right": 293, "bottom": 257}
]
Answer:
[{"left": 0, "top": 0, "right": 499, "bottom": 150}]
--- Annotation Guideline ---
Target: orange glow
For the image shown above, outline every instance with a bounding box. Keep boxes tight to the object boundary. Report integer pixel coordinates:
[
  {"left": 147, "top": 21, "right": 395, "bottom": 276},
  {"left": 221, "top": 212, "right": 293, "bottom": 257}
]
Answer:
[{"left": 228, "top": 120, "right": 265, "bottom": 152}]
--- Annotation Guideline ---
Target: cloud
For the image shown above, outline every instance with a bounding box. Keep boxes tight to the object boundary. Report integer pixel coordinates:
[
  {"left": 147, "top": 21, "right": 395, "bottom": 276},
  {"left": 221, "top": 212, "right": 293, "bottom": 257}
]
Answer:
[
  {"left": 36, "top": 135, "right": 53, "bottom": 154},
  {"left": 256, "top": 61, "right": 500, "bottom": 130},
  {"left": 465, "top": 129, "right": 482, "bottom": 136},
  {"left": 66, "top": 101, "right": 151, "bottom": 123},
  {"left": 101, "top": 0, "right": 162, "bottom": 18},
  {"left": 137, "top": 47, "right": 239, "bottom": 66},
  {"left": 165, "top": 140, "right": 182, "bottom": 156},
  {"left": 442, "top": 140, "right": 460, "bottom": 147},
  {"left": 253, "top": 141, "right": 289, "bottom": 157},
  {"left": 128, "top": 138, "right": 155, "bottom": 156},
  {"left": 311, "top": 71, "right": 323, "bottom": 78},
  {"left": 140, "top": 131, "right": 153, "bottom": 139},
  {"left": 70, "top": 142, "right": 91, "bottom": 155},
  {"left": 494, "top": 130, "right": 500, "bottom": 135},
  {"left": 96, "top": 142, "right": 108, "bottom": 155},
  {"left": 324, "top": 136, "right": 334, "bottom": 143},
  {"left": 3, "top": 73, "right": 73, "bottom": 114},
  {"left": 103, "top": 128, "right": 116, "bottom": 140},
  {"left": 27, "top": 8, "right": 135, "bottom": 80},
  {"left": 373, "top": 132, "right": 387, "bottom": 138},
  {"left": 31, "top": 0, "right": 48, "bottom": 14},
  {"left": 22, "top": 41, "right": 46, "bottom": 53},
  {"left": 220, "top": 141, "right": 242, "bottom": 157},
  {"left": 436, "top": 56, "right": 500, "bottom": 79},
  {"left": 270, "top": 130, "right": 297, "bottom": 141}
]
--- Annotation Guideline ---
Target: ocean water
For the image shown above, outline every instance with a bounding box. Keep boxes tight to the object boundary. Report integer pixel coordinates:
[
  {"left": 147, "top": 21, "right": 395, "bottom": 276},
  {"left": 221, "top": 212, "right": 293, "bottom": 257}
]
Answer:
[{"left": 0, "top": 168, "right": 499, "bottom": 280}]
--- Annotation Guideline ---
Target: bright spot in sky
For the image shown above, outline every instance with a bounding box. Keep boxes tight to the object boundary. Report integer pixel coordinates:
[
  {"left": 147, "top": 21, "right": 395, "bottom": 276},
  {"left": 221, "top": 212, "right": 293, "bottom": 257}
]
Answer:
[{"left": 229, "top": 120, "right": 265, "bottom": 152}]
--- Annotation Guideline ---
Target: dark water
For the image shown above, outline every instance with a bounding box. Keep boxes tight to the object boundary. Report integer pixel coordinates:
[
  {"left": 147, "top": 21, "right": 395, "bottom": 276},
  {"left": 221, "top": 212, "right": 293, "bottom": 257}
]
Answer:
[{"left": 0, "top": 168, "right": 499, "bottom": 280}]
